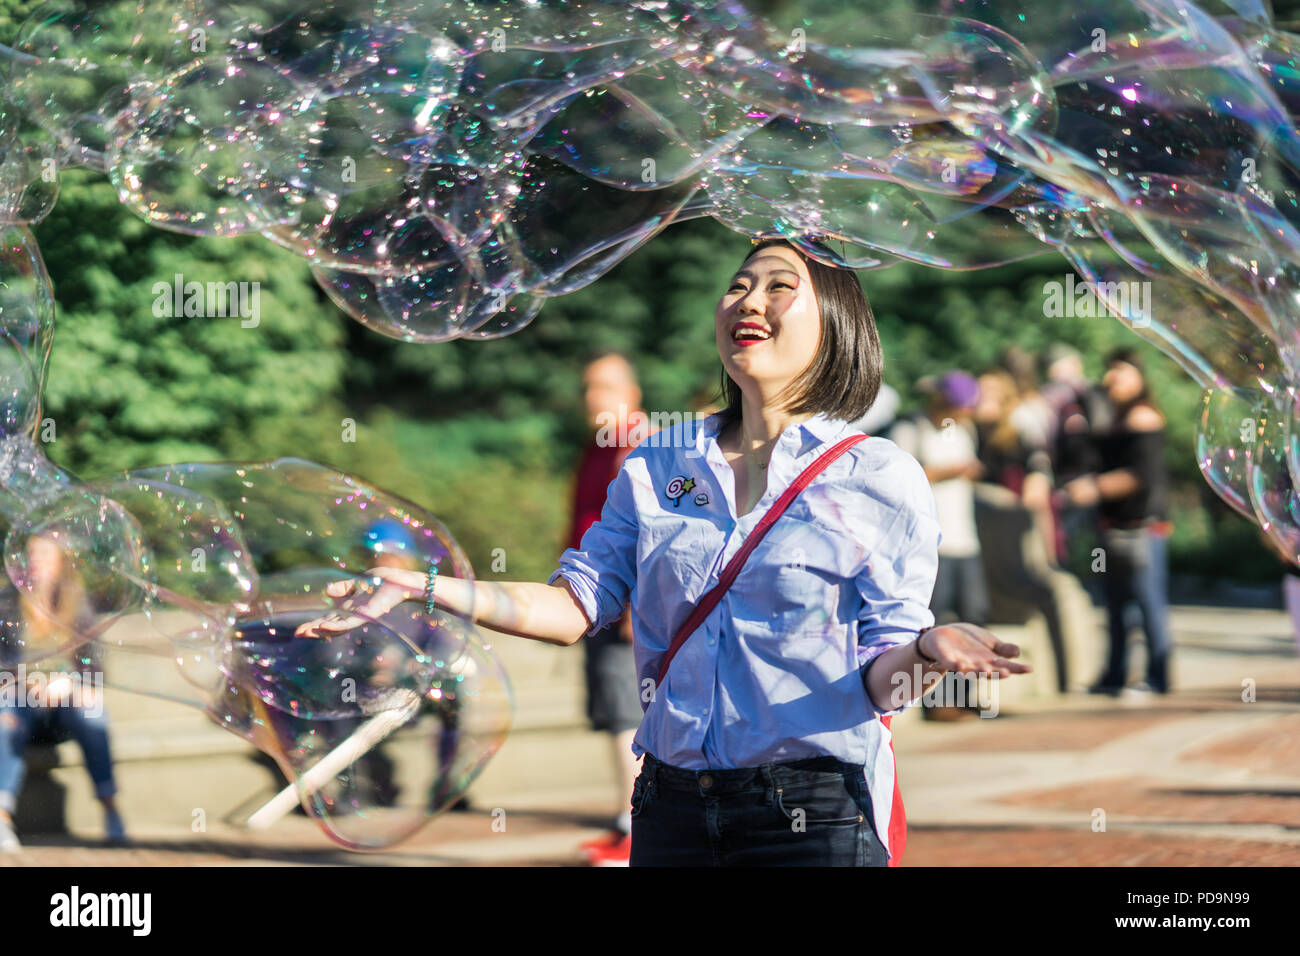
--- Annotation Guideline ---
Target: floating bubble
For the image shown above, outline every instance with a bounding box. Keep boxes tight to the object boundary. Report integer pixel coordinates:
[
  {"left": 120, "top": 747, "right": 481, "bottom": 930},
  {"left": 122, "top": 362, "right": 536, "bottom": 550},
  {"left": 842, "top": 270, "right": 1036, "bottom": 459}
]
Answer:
[
  {"left": 0, "top": 456, "right": 507, "bottom": 848},
  {"left": 1247, "top": 389, "right": 1300, "bottom": 562},
  {"left": 2, "top": 490, "right": 149, "bottom": 662},
  {"left": 219, "top": 606, "right": 511, "bottom": 850},
  {"left": 4, "top": 0, "right": 211, "bottom": 165},
  {"left": 108, "top": 54, "right": 321, "bottom": 236},
  {"left": 1197, "top": 387, "right": 1261, "bottom": 521},
  {"left": 0, "top": 113, "right": 60, "bottom": 226}
]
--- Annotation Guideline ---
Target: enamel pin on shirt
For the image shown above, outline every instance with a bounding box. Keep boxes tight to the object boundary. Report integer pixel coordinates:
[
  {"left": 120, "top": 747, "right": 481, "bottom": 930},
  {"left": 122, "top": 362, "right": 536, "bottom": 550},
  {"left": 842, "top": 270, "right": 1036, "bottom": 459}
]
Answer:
[{"left": 664, "top": 475, "right": 695, "bottom": 507}]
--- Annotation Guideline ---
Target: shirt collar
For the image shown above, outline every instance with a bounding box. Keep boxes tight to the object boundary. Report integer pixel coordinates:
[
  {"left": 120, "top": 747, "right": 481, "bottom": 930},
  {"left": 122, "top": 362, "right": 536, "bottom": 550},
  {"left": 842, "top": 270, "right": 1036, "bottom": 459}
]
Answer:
[
  {"left": 697, "top": 410, "right": 855, "bottom": 459},
  {"left": 797, "top": 411, "right": 854, "bottom": 445}
]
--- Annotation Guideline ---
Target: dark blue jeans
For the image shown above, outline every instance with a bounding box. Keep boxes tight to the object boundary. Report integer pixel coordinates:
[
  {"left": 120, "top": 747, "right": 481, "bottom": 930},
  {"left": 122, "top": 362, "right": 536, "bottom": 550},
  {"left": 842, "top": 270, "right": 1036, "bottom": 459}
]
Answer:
[
  {"left": 629, "top": 752, "right": 888, "bottom": 867},
  {"left": 0, "top": 704, "right": 118, "bottom": 814},
  {"left": 931, "top": 553, "right": 990, "bottom": 626},
  {"left": 1099, "top": 525, "right": 1173, "bottom": 692}
]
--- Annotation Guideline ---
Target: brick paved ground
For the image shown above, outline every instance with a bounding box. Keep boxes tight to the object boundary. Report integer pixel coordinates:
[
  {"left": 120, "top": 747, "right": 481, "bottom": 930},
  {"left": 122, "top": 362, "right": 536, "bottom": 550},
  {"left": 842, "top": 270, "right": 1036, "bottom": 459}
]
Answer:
[
  {"left": 888, "top": 602, "right": 1300, "bottom": 867},
  {"left": 904, "top": 829, "right": 1300, "bottom": 866}
]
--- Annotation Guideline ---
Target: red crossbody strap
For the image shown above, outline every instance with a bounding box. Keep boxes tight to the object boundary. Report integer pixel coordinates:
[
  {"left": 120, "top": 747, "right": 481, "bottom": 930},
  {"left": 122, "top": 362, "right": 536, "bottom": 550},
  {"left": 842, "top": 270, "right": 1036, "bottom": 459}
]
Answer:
[{"left": 654, "top": 432, "right": 868, "bottom": 688}]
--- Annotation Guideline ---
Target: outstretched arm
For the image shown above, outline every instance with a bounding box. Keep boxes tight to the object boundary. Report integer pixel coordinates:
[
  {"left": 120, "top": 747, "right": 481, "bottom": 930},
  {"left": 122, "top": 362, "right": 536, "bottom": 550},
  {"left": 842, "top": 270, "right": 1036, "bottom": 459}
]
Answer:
[{"left": 293, "top": 566, "right": 593, "bottom": 646}]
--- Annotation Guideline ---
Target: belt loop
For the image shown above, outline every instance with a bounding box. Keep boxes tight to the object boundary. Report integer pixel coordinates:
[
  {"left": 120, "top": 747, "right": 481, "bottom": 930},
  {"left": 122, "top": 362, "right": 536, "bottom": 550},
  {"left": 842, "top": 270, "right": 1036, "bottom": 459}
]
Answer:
[{"left": 761, "top": 763, "right": 776, "bottom": 806}]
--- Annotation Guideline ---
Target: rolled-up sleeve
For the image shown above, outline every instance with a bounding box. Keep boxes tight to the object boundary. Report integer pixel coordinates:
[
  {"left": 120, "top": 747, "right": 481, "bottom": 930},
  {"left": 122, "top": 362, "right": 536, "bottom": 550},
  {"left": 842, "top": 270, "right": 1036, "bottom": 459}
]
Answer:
[
  {"left": 855, "top": 474, "right": 941, "bottom": 717},
  {"left": 548, "top": 454, "right": 640, "bottom": 637}
]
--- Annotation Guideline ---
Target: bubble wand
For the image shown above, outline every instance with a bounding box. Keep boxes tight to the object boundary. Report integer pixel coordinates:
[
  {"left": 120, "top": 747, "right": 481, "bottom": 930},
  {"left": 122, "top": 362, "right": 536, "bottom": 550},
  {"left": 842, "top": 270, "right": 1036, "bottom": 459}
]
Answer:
[{"left": 246, "top": 689, "right": 421, "bottom": 830}]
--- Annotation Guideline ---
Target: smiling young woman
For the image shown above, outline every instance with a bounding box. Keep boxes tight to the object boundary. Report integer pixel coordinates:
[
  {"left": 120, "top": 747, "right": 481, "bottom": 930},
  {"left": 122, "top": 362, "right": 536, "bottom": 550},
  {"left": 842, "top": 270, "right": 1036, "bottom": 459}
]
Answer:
[{"left": 297, "top": 237, "right": 1030, "bottom": 867}]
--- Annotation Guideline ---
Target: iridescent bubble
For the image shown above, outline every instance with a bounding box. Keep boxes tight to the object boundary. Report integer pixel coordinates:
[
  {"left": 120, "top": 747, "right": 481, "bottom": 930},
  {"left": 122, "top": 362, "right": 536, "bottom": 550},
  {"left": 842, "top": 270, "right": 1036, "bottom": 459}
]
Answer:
[
  {"left": 313, "top": 257, "right": 474, "bottom": 341},
  {"left": 458, "top": 290, "right": 544, "bottom": 340},
  {"left": 1198, "top": 387, "right": 1262, "bottom": 521},
  {"left": 27, "top": 458, "right": 505, "bottom": 849},
  {"left": 121, "top": 458, "right": 474, "bottom": 612},
  {"left": 221, "top": 606, "right": 512, "bottom": 849},
  {"left": 1247, "top": 389, "right": 1300, "bottom": 562},
  {"left": 2, "top": 491, "right": 149, "bottom": 662},
  {"left": 5, "top": 0, "right": 204, "bottom": 163},
  {"left": 83, "top": 590, "right": 512, "bottom": 848},
  {"left": 108, "top": 55, "right": 320, "bottom": 236},
  {"left": 314, "top": 22, "right": 466, "bottom": 162},
  {"left": 0, "top": 225, "right": 55, "bottom": 438},
  {"left": 225, "top": 597, "right": 434, "bottom": 721},
  {"left": 0, "top": 113, "right": 60, "bottom": 226},
  {"left": 527, "top": 53, "right": 761, "bottom": 189}
]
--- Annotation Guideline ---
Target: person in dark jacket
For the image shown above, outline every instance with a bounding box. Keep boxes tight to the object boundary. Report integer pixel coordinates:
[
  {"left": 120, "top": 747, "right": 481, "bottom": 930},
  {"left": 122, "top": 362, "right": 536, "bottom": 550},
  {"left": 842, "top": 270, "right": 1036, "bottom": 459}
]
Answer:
[{"left": 1059, "top": 348, "right": 1173, "bottom": 695}]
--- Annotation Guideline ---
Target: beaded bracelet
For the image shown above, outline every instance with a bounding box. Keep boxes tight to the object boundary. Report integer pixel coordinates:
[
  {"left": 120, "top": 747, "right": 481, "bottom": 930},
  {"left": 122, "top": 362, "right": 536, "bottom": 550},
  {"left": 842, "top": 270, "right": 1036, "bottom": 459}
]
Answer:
[{"left": 423, "top": 560, "right": 440, "bottom": 617}]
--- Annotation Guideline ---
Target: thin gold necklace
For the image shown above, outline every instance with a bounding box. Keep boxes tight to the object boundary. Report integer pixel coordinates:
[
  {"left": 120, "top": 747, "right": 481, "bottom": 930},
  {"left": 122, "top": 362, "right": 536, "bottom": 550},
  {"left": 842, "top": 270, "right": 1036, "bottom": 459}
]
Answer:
[{"left": 733, "top": 424, "right": 771, "bottom": 469}]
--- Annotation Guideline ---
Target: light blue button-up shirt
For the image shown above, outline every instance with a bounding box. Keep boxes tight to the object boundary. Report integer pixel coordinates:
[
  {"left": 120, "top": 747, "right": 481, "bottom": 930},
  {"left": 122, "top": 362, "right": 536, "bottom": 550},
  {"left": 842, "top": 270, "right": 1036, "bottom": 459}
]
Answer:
[{"left": 550, "top": 409, "right": 940, "bottom": 779}]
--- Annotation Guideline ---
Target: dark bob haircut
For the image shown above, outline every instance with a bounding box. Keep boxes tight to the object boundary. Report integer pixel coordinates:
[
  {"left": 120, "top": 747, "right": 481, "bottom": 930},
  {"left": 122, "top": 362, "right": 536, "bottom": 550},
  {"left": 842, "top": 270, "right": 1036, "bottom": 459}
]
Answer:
[
  {"left": 719, "top": 238, "right": 883, "bottom": 424},
  {"left": 1105, "top": 345, "right": 1154, "bottom": 406}
]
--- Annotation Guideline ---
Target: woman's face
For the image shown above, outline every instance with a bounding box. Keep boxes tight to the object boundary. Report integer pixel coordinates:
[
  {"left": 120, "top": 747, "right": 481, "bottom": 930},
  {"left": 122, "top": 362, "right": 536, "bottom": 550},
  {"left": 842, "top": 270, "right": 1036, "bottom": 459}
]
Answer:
[
  {"left": 27, "top": 535, "right": 62, "bottom": 580},
  {"left": 715, "top": 245, "right": 822, "bottom": 401},
  {"left": 1103, "top": 360, "right": 1144, "bottom": 403},
  {"left": 974, "top": 373, "right": 1008, "bottom": 423}
]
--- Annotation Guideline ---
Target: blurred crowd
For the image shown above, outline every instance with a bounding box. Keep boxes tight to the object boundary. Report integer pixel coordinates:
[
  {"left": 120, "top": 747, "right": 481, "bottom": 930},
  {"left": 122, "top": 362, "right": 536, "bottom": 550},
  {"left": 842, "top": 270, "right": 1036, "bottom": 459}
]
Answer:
[{"left": 857, "top": 344, "right": 1173, "bottom": 706}]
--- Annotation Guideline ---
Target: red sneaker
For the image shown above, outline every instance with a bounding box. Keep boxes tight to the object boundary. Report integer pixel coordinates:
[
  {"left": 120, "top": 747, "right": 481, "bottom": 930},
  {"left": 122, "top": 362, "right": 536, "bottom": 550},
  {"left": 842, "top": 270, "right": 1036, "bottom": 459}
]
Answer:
[{"left": 580, "top": 831, "right": 632, "bottom": 866}]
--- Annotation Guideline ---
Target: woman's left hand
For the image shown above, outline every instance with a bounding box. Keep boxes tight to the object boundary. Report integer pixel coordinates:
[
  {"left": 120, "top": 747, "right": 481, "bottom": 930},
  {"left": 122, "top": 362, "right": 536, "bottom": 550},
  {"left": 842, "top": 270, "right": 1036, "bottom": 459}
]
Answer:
[{"left": 923, "top": 623, "right": 1032, "bottom": 678}]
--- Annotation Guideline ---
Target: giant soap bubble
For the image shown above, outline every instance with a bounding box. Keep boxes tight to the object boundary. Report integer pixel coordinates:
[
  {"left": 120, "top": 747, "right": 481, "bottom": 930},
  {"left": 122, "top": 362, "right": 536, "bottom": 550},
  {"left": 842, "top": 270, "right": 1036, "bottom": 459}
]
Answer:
[
  {"left": 4, "top": 0, "right": 1300, "bottom": 848},
  {"left": 0, "top": 455, "right": 512, "bottom": 850}
]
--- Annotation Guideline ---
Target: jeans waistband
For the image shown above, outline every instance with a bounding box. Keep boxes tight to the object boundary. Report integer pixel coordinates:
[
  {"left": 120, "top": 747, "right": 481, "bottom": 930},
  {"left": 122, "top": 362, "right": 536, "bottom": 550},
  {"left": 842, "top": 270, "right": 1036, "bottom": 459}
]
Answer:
[{"left": 642, "top": 752, "right": 865, "bottom": 794}]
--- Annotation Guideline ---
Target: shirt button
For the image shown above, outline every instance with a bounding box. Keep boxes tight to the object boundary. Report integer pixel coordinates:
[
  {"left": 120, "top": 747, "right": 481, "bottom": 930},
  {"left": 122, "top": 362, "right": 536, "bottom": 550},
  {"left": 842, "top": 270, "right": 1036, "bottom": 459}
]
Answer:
[{"left": 699, "top": 774, "right": 714, "bottom": 789}]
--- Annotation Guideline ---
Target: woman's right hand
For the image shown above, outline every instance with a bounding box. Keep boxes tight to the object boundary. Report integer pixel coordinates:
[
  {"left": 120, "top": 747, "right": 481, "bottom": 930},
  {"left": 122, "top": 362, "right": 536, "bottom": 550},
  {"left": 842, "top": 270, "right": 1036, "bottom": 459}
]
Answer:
[{"left": 294, "top": 566, "right": 421, "bottom": 638}]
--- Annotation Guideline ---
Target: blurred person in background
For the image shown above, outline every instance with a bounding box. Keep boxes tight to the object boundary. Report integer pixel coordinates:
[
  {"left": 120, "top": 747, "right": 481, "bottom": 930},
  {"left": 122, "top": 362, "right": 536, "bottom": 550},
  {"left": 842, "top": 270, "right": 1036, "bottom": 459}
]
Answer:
[
  {"left": 972, "top": 367, "right": 1057, "bottom": 564},
  {"left": 571, "top": 350, "right": 648, "bottom": 865},
  {"left": 1039, "top": 344, "right": 1109, "bottom": 481},
  {"left": 1039, "top": 344, "right": 1112, "bottom": 563},
  {"left": 1274, "top": 546, "right": 1300, "bottom": 666},
  {"left": 892, "top": 371, "right": 989, "bottom": 719},
  {"left": 973, "top": 366, "right": 1077, "bottom": 689},
  {"left": 999, "top": 346, "right": 1055, "bottom": 453},
  {"left": 1059, "top": 347, "right": 1173, "bottom": 695},
  {"left": 358, "top": 518, "right": 443, "bottom": 810},
  {"left": 0, "top": 534, "right": 125, "bottom": 852}
]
